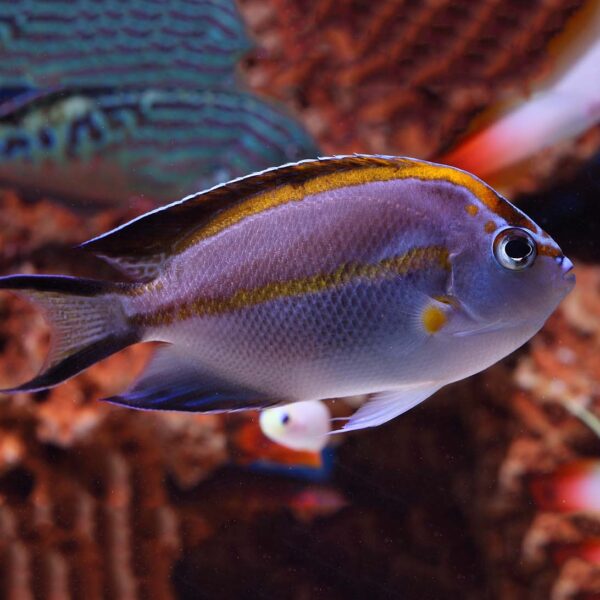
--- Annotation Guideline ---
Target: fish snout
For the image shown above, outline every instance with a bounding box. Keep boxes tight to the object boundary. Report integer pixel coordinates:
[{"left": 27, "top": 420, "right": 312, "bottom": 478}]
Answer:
[{"left": 558, "top": 255, "right": 575, "bottom": 285}]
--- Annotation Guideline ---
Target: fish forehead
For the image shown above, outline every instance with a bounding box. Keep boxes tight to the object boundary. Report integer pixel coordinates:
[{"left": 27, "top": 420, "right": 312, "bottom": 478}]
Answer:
[{"left": 174, "top": 155, "right": 545, "bottom": 251}]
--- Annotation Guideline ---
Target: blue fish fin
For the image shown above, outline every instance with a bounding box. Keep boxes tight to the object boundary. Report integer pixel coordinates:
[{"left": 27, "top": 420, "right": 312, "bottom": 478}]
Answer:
[
  {"left": 106, "top": 344, "right": 277, "bottom": 413},
  {"left": 337, "top": 383, "right": 442, "bottom": 432}
]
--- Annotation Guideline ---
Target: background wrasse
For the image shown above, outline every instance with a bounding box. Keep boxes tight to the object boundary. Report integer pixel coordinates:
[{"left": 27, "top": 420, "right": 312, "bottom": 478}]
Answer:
[
  {"left": 0, "top": 156, "right": 575, "bottom": 432},
  {"left": 0, "top": 0, "right": 318, "bottom": 205}
]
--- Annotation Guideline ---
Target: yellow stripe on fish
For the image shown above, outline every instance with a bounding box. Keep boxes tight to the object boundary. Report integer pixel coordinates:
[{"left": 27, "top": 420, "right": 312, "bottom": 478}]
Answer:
[
  {"left": 174, "top": 156, "right": 538, "bottom": 253},
  {"left": 132, "top": 245, "right": 450, "bottom": 328},
  {"left": 81, "top": 155, "right": 556, "bottom": 280}
]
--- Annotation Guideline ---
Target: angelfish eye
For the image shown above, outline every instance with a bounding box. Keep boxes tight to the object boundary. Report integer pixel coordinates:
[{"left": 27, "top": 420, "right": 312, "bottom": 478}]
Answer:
[{"left": 493, "top": 228, "right": 537, "bottom": 271}]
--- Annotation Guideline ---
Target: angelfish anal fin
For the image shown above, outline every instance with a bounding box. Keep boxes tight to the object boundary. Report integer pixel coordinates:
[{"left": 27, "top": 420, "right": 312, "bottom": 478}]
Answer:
[
  {"left": 105, "top": 344, "right": 277, "bottom": 413},
  {"left": 338, "top": 382, "right": 443, "bottom": 432}
]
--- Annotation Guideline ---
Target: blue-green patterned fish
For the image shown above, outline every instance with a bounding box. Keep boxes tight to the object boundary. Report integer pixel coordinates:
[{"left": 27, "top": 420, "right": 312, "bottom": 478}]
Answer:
[
  {"left": 0, "top": 0, "right": 250, "bottom": 88},
  {"left": 0, "top": 156, "right": 575, "bottom": 431},
  {"left": 0, "top": 0, "right": 319, "bottom": 203},
  {"left": 0, "top": 89, "right": 318, "bottom": 204}
]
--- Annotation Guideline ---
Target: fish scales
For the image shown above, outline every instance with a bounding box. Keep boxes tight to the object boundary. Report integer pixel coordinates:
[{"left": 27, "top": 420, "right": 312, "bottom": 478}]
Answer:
[
  {"left": 0, "top": 155, "right": 575, "bottom": 431},
  {"left": 113, "top": 157, "right": 564, "bottom": 399}
]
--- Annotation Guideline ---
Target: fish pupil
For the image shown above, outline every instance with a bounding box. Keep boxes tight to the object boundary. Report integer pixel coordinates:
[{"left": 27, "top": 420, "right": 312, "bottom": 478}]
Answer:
[
  {"left": 281, "top": 413, "right": 290, "bottom": 426},
  {"left": 505, "top": 238, "right": 533, "bottom": 261}
]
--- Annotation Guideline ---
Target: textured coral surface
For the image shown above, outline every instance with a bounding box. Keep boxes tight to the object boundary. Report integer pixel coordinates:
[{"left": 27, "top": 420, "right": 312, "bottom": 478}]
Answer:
[{"left": 239, "top": 0, "right": 585, "bottom": 158}]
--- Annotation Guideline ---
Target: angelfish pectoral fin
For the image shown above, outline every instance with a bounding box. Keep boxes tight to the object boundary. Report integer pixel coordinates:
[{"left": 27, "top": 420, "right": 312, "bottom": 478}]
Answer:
[
  {"left": 105, "top": 344, "right": 276, "bottom": 412},
  {"left": 449, "top": 320, "right": 508, "bottom": 338},
  {"left": 336, "top": 382, "right": 442, "bottom": 432}
]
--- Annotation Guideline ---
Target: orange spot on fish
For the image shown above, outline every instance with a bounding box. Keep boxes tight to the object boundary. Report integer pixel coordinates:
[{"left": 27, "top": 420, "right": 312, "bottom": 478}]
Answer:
[
  {"left": 422, "top": 304, "right": 447, "bottom": 334},
  {"left": 484, "top": 220, "right": 497, "bottom": 233},
  {"left": 466, "top": 204, "right": 479, "bottom": 216},
  {"left": 537, "top": 243, "right": 562, "bottom": 259}
]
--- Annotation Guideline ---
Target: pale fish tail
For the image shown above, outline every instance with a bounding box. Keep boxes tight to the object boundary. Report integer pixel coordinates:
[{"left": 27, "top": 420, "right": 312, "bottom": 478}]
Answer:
[{"left": 0, "top": 275, "right": 139, "bottom": 392}]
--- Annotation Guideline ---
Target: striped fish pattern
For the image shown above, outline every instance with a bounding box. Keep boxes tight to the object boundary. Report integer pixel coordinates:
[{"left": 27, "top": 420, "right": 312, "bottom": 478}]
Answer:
[
  {"left": 0, "top": 0, "right": 319, "bottom": 204},
  {"left": 0, "top": 156, "right": 575, "bottom": 432},
  {"left": 0, "top": 89, "right": 319, "bottom": 204},
  {"left": 0, "top": 0, "right": 249, "bottom": 88}
]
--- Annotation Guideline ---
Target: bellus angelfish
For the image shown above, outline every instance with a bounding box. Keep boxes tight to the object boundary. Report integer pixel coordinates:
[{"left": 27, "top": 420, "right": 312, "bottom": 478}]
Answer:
[{"left": 0, "top": 156, "right": 575, "bottom": 431}]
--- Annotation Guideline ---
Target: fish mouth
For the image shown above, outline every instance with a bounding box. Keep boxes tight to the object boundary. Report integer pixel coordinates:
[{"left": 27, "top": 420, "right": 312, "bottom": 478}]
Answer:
[{"left": 559, "top": 256, "right": 575, "bottom": 284}]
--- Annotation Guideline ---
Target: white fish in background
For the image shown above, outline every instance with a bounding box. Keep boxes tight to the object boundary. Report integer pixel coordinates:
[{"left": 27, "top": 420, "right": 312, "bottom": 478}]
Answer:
[
  {"left": 259, "top": 401, "right": 331, "bottom": 452},
  {"left": 444, "top": 4, "right": 600, "bottom": 177}
]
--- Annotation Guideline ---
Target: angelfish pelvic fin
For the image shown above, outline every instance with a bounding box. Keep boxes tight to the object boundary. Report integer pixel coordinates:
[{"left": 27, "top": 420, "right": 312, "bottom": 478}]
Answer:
[
  {"left": 105, "top": 344, "right": 277, "bottom": 412},
  {"left": 338, "top": 382, "right": 442, "bottom": 432}
]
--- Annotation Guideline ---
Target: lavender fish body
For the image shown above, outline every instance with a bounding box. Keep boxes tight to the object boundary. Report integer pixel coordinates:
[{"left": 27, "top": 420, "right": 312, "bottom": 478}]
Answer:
[{"left": 0, "top": 156, "right": 575, "bottom": 431}]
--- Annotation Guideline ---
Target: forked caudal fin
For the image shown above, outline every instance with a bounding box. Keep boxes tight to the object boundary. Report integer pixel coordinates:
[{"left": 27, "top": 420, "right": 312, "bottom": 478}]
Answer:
[{"left": 0, "top": 275, "right": 139, "bottom": 392}]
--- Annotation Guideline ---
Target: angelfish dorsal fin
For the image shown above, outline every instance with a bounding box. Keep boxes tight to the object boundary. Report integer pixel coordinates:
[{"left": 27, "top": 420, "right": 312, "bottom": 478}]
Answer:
[
  {"left": 87, "top": 251, "right": 169, "bottom": 282},
  {"left": 79, "top": 156, "right": 397, "bottom": 281},
  {"left": 80, "top": 188, "right": 234, "bottom": 281}
]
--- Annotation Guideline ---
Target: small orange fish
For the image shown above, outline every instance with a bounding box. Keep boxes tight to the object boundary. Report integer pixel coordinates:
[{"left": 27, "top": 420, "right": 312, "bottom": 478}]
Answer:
[{"left": 232, "top": 414, "right": 323, "bottom": 470}]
